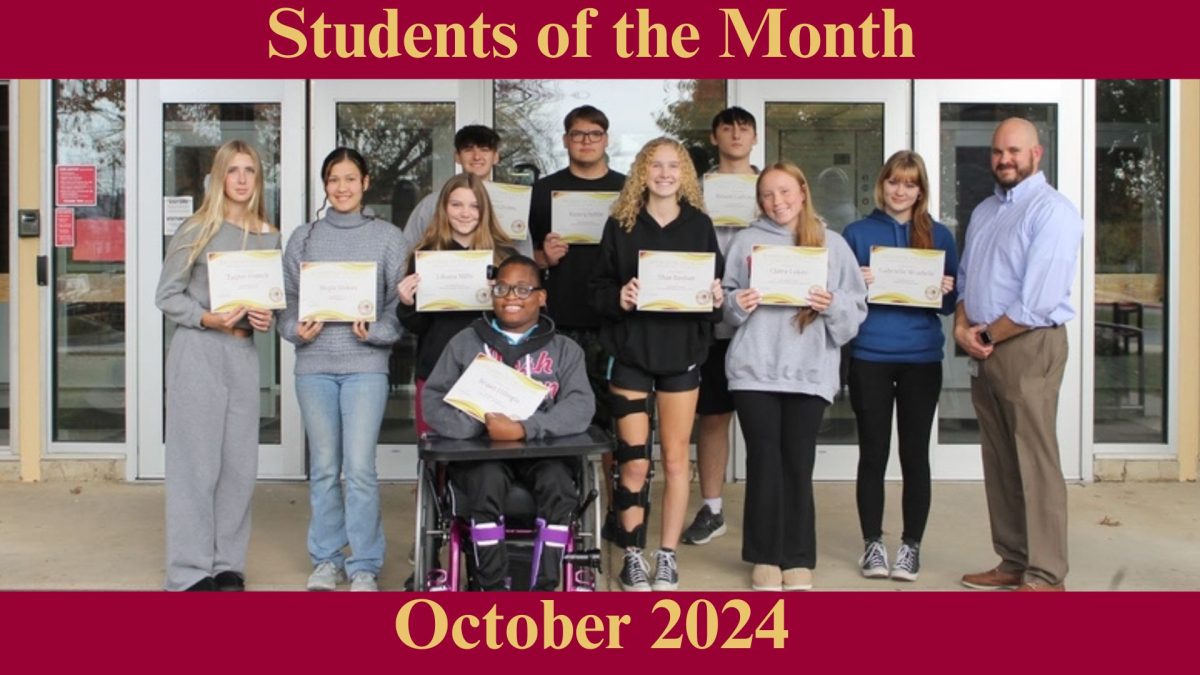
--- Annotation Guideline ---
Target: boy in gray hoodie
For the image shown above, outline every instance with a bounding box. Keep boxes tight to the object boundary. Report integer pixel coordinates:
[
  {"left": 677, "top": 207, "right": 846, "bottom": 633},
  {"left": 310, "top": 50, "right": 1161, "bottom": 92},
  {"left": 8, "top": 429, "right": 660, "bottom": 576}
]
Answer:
[{"left": 423, "top": 255, "right": 595, "bottom": 590}]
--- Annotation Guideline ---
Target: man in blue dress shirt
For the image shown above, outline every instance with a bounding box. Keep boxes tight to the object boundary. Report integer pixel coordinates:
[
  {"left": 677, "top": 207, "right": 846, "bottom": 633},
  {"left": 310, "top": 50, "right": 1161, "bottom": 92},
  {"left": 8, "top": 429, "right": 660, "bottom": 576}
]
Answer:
[{"left": 954, "top": 118, "right": 1083, "bottom": 592}]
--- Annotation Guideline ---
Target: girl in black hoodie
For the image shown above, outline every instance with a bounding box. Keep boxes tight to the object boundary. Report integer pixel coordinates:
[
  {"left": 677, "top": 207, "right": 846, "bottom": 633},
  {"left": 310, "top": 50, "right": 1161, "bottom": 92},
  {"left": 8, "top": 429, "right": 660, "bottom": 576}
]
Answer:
[
  {"left": 589, "top": 137, "right": 724, "bottom": 591},
  {"left": 397, "top": 173, "right": 515, "bottom": 437}
]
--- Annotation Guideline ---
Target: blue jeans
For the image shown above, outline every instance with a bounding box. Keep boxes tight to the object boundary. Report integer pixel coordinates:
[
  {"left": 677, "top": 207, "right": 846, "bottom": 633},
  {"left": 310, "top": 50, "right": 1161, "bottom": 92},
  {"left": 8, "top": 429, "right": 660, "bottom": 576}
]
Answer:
[{"left": 296, "top": 372, "right": 389, "bottom": 577}]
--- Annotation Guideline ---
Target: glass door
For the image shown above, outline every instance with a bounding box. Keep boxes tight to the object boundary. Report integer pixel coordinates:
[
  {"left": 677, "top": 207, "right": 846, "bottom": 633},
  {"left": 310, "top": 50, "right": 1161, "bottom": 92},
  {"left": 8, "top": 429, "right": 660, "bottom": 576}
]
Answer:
[
  {"left": 914, "top": 80, "right": 1085, "bottom": 480},
  {"left": 136, "top": 80, "right": 307, "bottom": 479},
  {"left": 309, "top": 80, "right": 487, "bottom": 480},
  {"left": 732, "top": 80, "right": 912, "bottom": 480}
]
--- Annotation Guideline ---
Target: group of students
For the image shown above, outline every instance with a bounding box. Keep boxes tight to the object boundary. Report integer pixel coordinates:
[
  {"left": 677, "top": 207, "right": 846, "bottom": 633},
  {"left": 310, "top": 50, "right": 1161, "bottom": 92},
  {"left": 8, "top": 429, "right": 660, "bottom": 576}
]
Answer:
[{"left": 155, "top": 104, "right": 958, "bottom": 593}]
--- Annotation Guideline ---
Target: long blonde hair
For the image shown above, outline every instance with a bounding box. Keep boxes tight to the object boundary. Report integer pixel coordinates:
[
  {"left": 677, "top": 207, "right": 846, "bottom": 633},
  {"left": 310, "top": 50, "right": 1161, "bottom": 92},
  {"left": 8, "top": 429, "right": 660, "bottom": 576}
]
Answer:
[
  {"left": 171, "top": 140, "right": 270, "bottom": 267},
  {"left": 414, "top": 173, "right": 512, "bottom": 264},
  {"left": 874, "top": 150, "right": 933, "bottom": 249},
  {"left": 612, "top": 137, "right": 704, "bottom": 232},
  {"left": 758, "top": 161, "right": 824, "bottom": 332}
]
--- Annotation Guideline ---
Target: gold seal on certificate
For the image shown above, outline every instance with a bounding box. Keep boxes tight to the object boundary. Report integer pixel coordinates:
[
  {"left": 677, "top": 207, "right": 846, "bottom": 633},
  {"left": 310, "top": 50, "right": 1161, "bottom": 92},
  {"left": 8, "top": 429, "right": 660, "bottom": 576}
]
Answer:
[
  {"left": 207, "top": 249, "right": 286, "bottom": 312},
  {"left": 483, "top": 181, "right": 532, "bottom": 241},
  {"left": 636, "top": 250, "right": 717, "bottom": 313},
  {"left": 551, "top": 190, "right": 619, "bottom": 244},
  {"left": 444, "top": 353, "right": 551, "bottom": 422},
  {"left": 298, "top": 261, "right": 378, "bottom": 322},
  {"left": 868, "top": 246, "right": 946, "bottom": 308},
  {"left": 750, "top": 245, "right": 828, "bottom": 307},
  {"left": 414, "top": 249, "right": 493, "bottom": 312},
  {"left": 703, "top": 173, "right": 758, "bottom": 228}
]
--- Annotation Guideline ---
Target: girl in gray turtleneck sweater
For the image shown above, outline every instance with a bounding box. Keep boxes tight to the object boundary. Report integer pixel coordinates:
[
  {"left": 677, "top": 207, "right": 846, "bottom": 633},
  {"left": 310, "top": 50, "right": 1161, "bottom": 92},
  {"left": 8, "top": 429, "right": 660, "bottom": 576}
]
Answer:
[{"left": 279, "top": 148, "right": 407, "bottom": 592}]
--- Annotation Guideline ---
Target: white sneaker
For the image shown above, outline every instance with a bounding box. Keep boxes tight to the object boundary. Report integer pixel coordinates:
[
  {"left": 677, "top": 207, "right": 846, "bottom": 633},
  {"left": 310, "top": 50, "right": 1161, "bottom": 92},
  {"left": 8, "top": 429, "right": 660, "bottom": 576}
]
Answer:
[
  {"left": 350, "top": 571, "right": 379, "bottom": 592},
  {"left": 306, "top": 561, "right": 346, "bottom": 591}
]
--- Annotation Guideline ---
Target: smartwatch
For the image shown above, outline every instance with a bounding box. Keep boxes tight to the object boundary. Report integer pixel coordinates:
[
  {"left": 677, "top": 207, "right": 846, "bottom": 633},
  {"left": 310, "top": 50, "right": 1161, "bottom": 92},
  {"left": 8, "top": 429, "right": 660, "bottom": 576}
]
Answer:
[{"left": 979, "top": 329, "right": 994, "bottom": 346}]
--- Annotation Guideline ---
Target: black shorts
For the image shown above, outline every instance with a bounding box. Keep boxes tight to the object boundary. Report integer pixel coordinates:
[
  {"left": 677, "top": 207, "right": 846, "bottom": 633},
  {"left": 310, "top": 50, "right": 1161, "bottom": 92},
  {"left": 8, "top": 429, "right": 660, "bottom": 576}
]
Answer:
[
  {"left": 608, "top": 359, "right": 701, "bottom": 393},
  {"left": 696, "top": 339, "right": 735, "bottom": 415}
]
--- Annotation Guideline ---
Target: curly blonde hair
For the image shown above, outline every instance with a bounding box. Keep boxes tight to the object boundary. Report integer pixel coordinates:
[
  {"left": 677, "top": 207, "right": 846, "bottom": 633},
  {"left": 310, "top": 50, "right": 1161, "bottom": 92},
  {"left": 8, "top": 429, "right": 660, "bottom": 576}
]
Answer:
[{"left": 612, "top": 137, "right": 704, "bottom": 231}]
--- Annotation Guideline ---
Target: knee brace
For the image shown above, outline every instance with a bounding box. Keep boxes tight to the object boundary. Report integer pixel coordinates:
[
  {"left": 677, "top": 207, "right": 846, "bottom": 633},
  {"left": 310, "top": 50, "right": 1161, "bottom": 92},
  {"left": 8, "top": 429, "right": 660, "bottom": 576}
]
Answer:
[
  {"left": 611, "top": 441, "right": 654, "bottom": 510},
  {"left": 610, "top": 392, "right": 650, "bottom": 420},
  {"left": 530, "top": 517, "right": 572, "bottom": 590}
]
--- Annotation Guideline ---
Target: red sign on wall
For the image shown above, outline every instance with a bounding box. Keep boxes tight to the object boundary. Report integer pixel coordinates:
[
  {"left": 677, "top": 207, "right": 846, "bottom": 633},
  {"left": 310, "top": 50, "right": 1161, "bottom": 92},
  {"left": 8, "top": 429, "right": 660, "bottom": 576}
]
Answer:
[
  {"left": 74, "top": 218, "right": 126, "bottom": 262},
  {"left": 54, "top": 207, "right": 76, "bottom": 248},
  {"left": 55, "top": 164, "right": 97, "bottom": 207}
]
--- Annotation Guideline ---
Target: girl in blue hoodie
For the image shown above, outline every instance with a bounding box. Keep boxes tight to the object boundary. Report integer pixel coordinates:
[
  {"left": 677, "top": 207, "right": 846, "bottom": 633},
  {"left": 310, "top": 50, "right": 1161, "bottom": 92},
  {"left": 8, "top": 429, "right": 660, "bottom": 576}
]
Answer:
[{"left": 841, "top": 150, "right": 958, "bottom": 583}]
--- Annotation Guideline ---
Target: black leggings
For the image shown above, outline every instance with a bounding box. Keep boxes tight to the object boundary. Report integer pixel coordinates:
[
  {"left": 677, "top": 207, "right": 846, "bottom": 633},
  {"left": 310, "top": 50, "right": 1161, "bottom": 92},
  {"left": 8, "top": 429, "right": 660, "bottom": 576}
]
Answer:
[
  {"left": 734, "top": 391, "right": 827, "bottom": 569},
  {"left": 848, "top": 358, "right": 942, "bottom": 543}
]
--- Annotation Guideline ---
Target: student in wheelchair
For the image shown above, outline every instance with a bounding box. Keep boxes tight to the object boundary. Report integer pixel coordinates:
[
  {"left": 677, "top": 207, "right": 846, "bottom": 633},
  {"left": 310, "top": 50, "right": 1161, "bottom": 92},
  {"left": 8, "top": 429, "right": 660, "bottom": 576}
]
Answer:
[{"left": 422, "top": 255, "right": 596, "bottom": 590}]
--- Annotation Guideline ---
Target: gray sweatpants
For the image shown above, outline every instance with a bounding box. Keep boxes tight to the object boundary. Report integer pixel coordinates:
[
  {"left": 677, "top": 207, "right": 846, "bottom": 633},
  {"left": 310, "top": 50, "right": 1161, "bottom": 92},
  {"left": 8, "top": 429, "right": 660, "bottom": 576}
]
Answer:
[{"left": 164, "top": 326, "right": 260, "bottom": 590}]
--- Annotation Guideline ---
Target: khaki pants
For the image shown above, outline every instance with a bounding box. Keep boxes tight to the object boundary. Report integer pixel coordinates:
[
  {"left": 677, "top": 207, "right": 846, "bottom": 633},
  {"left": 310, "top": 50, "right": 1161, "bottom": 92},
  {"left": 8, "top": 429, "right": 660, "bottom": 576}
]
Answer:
[{"left": 970, "top": 325, "right": 1069, "bottom": 586}]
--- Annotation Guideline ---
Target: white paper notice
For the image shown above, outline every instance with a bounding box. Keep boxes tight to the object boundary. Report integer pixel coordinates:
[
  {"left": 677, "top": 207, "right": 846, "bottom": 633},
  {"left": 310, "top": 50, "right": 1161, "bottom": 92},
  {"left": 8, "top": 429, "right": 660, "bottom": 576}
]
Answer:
[
  {"left": 750, "top": 245, "right": 828, "bottom": 307},
  {"left": 868, "top": 246, "right": 946, "bottom": 308},
  {"left": 443, "top": 353, "right": 551, "bottom": 422},
  {"left": 636, "top": 251, "right": 716, "bottom": 313},
  {"left": 703, "top": 173, "right": 758, "bottom": 228},
  {"left": 164, "top": 196, "right": 194, "bottom": 236},
  {"left": 550, "top": 191, "right": 619, "bottom": 244},
  {"left": 484, "top": 182, "right": 532, "bottom": 241},
  {"left": 298, "top": 261, "right": 378, "bottom": 322},
  {"left": 207, "top": 250, "right": 286, "bottom": 312},
  {"left": 414, "top": 249, "right": 493, "bottom": 312}
]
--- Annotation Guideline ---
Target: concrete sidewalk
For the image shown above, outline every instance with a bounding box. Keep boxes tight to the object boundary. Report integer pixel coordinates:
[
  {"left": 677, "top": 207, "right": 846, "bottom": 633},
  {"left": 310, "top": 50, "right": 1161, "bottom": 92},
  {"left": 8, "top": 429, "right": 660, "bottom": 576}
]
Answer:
[{"left": 1, "top": 480, "right": 1197, "bottom": 591}]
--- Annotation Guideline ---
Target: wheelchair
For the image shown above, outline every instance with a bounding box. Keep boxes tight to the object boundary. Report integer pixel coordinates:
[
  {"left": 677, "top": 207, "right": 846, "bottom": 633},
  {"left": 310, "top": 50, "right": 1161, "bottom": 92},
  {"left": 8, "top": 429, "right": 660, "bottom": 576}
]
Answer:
[{"left": 412, "top": 426, "right": 610, "bottom": 591}]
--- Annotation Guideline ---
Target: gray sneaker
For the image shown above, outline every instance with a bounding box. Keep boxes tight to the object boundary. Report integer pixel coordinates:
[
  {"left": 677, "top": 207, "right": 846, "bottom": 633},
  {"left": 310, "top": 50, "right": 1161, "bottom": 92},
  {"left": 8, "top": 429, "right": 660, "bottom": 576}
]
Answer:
[
  {"left": 350, "top": 571, "right": 379, "bottom": 592},
  {"left": 652, "top": 549, "right": 679, "bottom": 591},
  {"left": 891, "top": 542, "right": 921, "bottom": 582},
  {"left": 858, "top": 538, "right": 890, "bottom": 579},
  {"left": 619, "top": 548, "right": 651, "bottom": 592},
  {"left": 682, "top": 505, "right": 727, "bottom": 545},
  {"left": 306, "top": 561, "right": 346, "bottom": 591}
]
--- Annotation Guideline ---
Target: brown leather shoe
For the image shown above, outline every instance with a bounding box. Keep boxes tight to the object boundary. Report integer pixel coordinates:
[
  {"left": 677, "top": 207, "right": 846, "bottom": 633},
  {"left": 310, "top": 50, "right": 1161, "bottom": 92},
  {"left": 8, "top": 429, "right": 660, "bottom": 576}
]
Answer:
[
  {"left": 961, "top": 567, "right": 1022, "bottom": 590},
  {"left": 1015, "top": 581, "right": 1066, "bottom": 592}
]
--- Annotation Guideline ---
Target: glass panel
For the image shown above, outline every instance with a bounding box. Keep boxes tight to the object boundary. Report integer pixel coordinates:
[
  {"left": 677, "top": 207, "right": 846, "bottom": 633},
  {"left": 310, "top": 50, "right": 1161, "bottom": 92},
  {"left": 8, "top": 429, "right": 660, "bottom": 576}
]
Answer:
[
  {"left": 936, "top": 103, "right": 1058, "bottom": 444},
  {"left": 763, "top": 102, "right": 885, "bottom": 445},
  {"left": 493, "top": 79, "right": 727, "bottom": 182},
  {"left": 765, "top": 102, "right": 884, "bottom": 233},
  {"left": 0, "top": 82, "right": 9, "bottom": 446},
  {"left": 1094, "top": 80, "right": 1168, "bottom": 443},
  {"left": 335, "top": 101, "right": 456, "bottom": 445},
  {"left": 52, "top": 80, "right": 127, "bottom": 442},
  {"left": 162, "top": 103, "right": 282, "bottom": 444}
]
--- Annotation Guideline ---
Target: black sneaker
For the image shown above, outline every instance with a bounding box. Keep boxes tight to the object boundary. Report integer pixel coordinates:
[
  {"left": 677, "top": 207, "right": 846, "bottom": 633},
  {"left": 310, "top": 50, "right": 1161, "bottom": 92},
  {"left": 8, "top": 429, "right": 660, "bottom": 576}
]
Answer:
[
  {"left": 184, "top": 576, "right": 217, "bottom": 592},
  {"left": 891, "top": 542, "right": 921, "bottom": 582},
  {"left": 858, "top": 538, "right": 890, "bottom": 579},
  {"left": 681, "top": 505, "right": 727, "bottom": 545},
  {"left": 651, "top": 549, "right": 679, "bottom": 591},
  {"left": 214, "top": 571, "right": 245, "bottom": 591},
  {"left": 619, "top": 548, "right": 651, "bottom": 592}
]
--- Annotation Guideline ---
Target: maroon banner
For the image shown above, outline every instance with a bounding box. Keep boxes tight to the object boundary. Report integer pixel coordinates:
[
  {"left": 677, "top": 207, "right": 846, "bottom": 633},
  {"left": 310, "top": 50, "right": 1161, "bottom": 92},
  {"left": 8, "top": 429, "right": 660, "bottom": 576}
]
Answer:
[
  {"left": 0, "top": 0, "right": 1196, "bottom": 77},
  {"left": 1, "top": 591, "right": 1197, "bottom": 670}
]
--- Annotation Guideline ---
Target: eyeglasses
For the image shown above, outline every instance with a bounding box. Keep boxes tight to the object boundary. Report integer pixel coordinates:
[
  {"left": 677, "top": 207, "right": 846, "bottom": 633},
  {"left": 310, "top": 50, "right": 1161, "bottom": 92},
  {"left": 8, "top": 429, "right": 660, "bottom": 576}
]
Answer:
[
  {"left": 491, "top": 283, "right": 543, "bottom": 299},
  {"left": 566, "top": 130, "right": 606, "bottom": 143}
]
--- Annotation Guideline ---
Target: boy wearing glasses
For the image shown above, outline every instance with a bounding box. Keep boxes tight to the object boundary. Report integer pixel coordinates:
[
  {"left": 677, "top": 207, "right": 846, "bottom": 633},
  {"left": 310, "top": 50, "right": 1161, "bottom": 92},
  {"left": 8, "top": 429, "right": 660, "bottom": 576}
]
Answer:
[
  {"left": 530, "top": 106, "right": 626, "bottom": 432},
  {"left": 422, "top": 255, "right": 596, "bottom": 590}
]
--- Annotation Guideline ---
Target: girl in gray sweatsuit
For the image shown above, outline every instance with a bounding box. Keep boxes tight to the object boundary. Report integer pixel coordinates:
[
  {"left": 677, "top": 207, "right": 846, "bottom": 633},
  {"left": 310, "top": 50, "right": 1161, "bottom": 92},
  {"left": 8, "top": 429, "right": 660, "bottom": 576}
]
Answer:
[
  {"left": 279, "top": 148, "right": 407, "bottom": 591},
  {"left": 722, "top": 162, "right": 867, "bottom": 591},
  {"left": 155, "top": 140, "right": 279, "bottom": 592}
]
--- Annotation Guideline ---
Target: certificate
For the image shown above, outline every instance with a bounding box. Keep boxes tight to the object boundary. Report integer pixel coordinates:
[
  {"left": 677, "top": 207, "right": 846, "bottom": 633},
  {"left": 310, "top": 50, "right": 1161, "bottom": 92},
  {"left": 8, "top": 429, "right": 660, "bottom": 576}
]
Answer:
[
  {"left": 444, "top": 353, "right": 551, "bottom": 422},
  {"left": 414, "top": 249, "right": 493, "bottom": 312},
  {"left": 207, "top": 250, "right": 286, "bottom": 312},
  {"left": 483, "top": 181, "right": 531, "bottom": 241},
  {"left": 298, "top": 261, "right": 377, "bottom": 322},
  {"left": 868, "top": 246, "right": 946, "bottom": 308},
  {"left": 703, "top": 173, "right": 758, "bottom": 228},
  {"left": 636, "top": 250, "right": 716, "bottom": 313},
  {"left": 550, "top": 190, "right": 619, "bottom": 244},
  {"left": 750, "top": 245, "right": 828, "bottom": 307}
]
